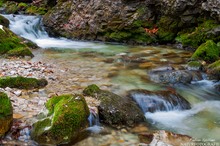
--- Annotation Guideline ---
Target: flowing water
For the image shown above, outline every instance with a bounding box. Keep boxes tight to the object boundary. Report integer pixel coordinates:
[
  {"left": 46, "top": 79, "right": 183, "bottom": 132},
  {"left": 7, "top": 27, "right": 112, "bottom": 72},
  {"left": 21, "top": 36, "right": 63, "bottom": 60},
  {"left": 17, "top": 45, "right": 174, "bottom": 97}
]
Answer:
[{"left": 3, "top": 14, "right": 220, "bottom": 144}]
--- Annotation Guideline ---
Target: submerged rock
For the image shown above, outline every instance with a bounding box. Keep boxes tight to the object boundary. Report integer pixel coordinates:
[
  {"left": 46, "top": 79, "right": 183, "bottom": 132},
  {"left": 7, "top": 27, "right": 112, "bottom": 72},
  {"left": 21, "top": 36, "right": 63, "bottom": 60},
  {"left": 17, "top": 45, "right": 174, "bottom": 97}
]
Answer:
[
  {"left": 83, "top": 84, "right": 145, "bottom": 128},
  {"left": 139, "top": 130, "right": 192, "bottom": 146},
  {"left": 31, "top": 94, "right": 90, "bottom": 145},
  {"left": 148, "top": 67, "right": 203, "bottom": 84},
  {"left": 0, "top": 76, "right": 48, "bottom": 89},
  {"left": 0, "top": 92, "right": 13, "bottom": 137},
  {"left": 127, "top": 89, "right": 191, "bottom": 113}
]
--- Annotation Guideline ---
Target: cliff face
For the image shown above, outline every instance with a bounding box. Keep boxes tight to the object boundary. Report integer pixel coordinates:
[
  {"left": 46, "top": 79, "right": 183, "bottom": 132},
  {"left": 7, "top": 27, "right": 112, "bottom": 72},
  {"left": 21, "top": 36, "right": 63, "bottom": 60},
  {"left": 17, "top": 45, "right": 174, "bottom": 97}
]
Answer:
[{"left": 43, "top": 0, "right": 220, "bottom": 46}]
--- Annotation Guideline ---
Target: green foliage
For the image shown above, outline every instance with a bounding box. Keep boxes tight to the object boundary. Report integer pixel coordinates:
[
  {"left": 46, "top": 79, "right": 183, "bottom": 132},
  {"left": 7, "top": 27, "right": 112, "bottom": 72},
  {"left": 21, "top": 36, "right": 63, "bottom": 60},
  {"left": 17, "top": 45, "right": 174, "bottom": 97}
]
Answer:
[
  {"left": 191, "top": 40, "right": 220, "bottom": 62},
  {"left": 18, "top": 2, "right": 28, "bottom": 10},
  {"left": 31, "top": 94, "right": 90, "bottom": 145},
  {"left": 0, "top": 92, "right": 12, "bottom": 119},
  {"left": 25, "top": 6, "right": 47, "bottom": 15},
  {"left": 176, "top": 20, "right": 220, "bottom": 48},
  {"left": 0, "top": 76, "right": 48, "bottom": 89}
]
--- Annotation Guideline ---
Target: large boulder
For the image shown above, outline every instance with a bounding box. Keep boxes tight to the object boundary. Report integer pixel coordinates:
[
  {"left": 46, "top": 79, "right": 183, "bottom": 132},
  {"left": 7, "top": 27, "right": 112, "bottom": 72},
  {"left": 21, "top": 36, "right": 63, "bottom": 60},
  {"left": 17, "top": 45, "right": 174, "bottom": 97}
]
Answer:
[
  {"left": 42, "top": 0, "right": 220, "bottom": 46},
  {"left": 127, "top": 89, "right": 191, "bottom": 113},
  {"left": 191, "top": 40, "right": 220, "bottom": 63},
  {"left": 0, "top": 92, "right": 13, "bottom": 137},
  {"left": 83, "top": 84, "right": 145, "bottom": 128},
  {"left": 31, "top": 94, "right": 90, "bottom": 145},
  {"left": 43, "top": 0, "right": 156, "bottom": 44},
  {"left": 148, "top": 67, "right": 203, "bottom": 84},
  {"left": 0, "top": 25, "right": 34, "bottom": 58}
]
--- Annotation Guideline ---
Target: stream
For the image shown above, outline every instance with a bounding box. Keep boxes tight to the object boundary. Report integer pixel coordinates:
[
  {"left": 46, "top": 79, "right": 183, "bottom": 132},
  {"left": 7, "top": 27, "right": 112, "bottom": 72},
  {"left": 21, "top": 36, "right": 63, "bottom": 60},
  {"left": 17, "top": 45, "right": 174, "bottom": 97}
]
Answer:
[{"left": 2, "top": 14, "right": 220, "bottom": 144}]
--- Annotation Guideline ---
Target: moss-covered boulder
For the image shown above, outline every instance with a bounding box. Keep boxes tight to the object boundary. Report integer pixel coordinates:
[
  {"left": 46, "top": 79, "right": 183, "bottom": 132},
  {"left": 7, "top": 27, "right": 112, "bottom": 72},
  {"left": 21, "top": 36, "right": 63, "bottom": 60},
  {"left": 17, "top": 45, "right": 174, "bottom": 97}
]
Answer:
[
  {"left": 191, "top": 40, "right": 219, "bottom": 62},
  {"left": 176, "top": 20, "right": 220, "bottom": 49},
  {"left": 207, "top": 60, "right": 220, "bottom": 80},
  {"left": 83, "top": 84, "right": 145, "bottom": 128},
  {"left": 0, "top": 25, "right": 34, "bottom": 57},
  {"left": 0, "top": 92, "right": 13, "bottom": 137},
  {"left": 0, "top": 76, "right": 48, "bottom": 89},
  {"left": 0, "top": 15, "right": 9, "bottom": 27},
  {"left": 31, "top": 94, "right": 90, "bottom": 145}
]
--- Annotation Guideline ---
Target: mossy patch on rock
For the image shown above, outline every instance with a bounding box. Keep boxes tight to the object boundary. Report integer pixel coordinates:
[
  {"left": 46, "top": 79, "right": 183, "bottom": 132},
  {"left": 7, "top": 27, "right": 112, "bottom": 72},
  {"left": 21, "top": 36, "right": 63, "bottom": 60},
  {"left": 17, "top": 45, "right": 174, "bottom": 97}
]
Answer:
[
  {"left": 6, "top": 47, "right": 34, "bottom": 57},
  {"left": 83, "top": 84, "right": 145, "bottom": 128},
  {"left": 176, "top": 20, "right": 220, "bottom": 48},
  {"left": 156, "top": 16, "right": 180, "bottom": 43},
  {"left": 191, "top": 40, "right": 219, "bottom": 62},
  {"left": 31, "top": 94, "right": 90, "bottom": 145},
  {"left": 0, "top": 26, "right": 34, "bottom": 57},
  {"left": 0, "top": 92, "right": 13, "bottom": 137},
  {"left": 187, "top": 61, "right": 203, "bottom": 71},
  {"left": 0, "top": 76, "right": 48, "bottom": 89},
  {"left": 207, "top": 60, "right": 220, "bottom": 79}
]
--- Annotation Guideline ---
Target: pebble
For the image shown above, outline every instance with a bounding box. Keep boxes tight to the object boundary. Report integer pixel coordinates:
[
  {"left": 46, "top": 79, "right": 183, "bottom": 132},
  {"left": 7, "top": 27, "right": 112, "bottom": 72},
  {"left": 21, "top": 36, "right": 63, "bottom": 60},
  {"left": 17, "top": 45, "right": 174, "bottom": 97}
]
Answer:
[{"left": 14, "top": 90, "right": 22, "bottom": 96}]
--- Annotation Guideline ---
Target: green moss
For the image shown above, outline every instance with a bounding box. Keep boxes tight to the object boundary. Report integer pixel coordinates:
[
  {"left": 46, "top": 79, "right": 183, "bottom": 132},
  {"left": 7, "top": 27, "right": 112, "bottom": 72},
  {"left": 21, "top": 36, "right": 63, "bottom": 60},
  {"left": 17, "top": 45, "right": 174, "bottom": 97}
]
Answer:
[
  {"left": 0, "top": 76, "right": 48, "bottom": 89},
  {"left": 207, "top": 60, "right": 220, "bottom": 78},
  {"left": 5, "top": 2, "right": 18, "bottom": 14},
  {"left": 191, "top": 40, "right": 219, "bottom": 62},
  {"left": 31, "top": 94, "right": 90, "bottom": 145},
  {"left": 0, "top": 27, "right": 34, "bottom": 57},
  {"left": 156, "top": 16, "right": 180, "bottom": 43},
  {"left": 176, "top": 20, "right": 220, "bottom": 48},
  {"left": 187, "top": 61, "right": 202, "bottom": 70},
  {"left": 83, "top": 84, "right": 100, "bottom": 96},
  {"left": 109, "top": 31, "right": 132, "bottom": 41},
  {"left": 0, "top": 92, "right": 12, "bottom": 119},
  {"left": 18, "top": 2, "right": 28, "bottom": 11},
  {"left": 6, "top": 47, "right": 34, "bottom": 57},
  {"left": 25, "top": 6, "right": 47, "bottom": 15}
]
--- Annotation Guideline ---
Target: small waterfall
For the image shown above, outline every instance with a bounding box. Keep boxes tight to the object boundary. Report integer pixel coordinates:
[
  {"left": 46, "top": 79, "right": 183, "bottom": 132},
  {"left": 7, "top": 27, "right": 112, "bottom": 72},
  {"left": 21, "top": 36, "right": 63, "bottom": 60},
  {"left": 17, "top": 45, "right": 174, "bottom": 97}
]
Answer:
[
  {"left": 2, "top": 14, "right": 106, "bottom": 49},
  {"left": 87, "top": 107, "right": 103, "bottom": 134},
  {"left": 127, "top": 89, "right": 191, "bottom": 113}
]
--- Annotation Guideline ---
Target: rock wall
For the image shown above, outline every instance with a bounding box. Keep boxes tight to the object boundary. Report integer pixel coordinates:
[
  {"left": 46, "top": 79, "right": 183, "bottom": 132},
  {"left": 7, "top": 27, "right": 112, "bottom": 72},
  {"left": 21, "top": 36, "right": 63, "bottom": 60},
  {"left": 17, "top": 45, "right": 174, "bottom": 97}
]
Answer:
[{"left": 41, "top": 0, "right": 220, "bottom": 46}]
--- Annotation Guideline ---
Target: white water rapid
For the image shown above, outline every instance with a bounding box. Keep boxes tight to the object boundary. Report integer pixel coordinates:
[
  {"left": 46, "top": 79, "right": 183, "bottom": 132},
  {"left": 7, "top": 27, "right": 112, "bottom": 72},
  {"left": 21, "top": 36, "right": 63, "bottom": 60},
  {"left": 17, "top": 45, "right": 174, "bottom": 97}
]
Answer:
[{"left": 2, "top": 14, "right": 106, "bottom": 49}]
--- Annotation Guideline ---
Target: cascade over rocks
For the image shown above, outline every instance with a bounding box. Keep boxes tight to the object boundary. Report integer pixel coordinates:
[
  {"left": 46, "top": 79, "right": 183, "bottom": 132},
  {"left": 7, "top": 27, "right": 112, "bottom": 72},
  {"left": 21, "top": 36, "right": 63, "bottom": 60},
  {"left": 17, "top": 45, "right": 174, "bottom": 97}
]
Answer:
[
  {"left": 42, "top": 0, "right": 220, "bottom": 46},
  {"left": 83, "top": 84, "right": 145, "bottom": 128},
  {"left": 127, "top": 89, "right": 191, "bottom": 113}
]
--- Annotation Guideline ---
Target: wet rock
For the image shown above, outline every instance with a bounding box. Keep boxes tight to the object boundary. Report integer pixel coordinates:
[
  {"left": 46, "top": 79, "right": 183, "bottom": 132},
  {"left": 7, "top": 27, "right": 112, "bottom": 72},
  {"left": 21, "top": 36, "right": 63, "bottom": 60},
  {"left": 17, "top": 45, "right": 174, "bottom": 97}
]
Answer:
[
  {"left": 0, "top": 15, "right": 10, "bottom": 27},
  {"left": 127, "top": 89, "right": 191, "bottom": 113},
  {"left": 148, "top": 67, "right": 203, "bottom": 84},
  {"left": 186, "top": 61, "right": 203, "bottom": 71},
  {"left": 31, "top": 94, "right": 90, "bottom": 145},
  {"left": 207, "top": 60, "right": 220, "bottom": 80},
  {"left": 83, "top": 84, "right": 145, "bottom": 128},
  {"left": 139, "top": 130, "right": 192, "bottom": 146},
  {"left": 0, "top": 92, "right": 13, "bottom": 137}
]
